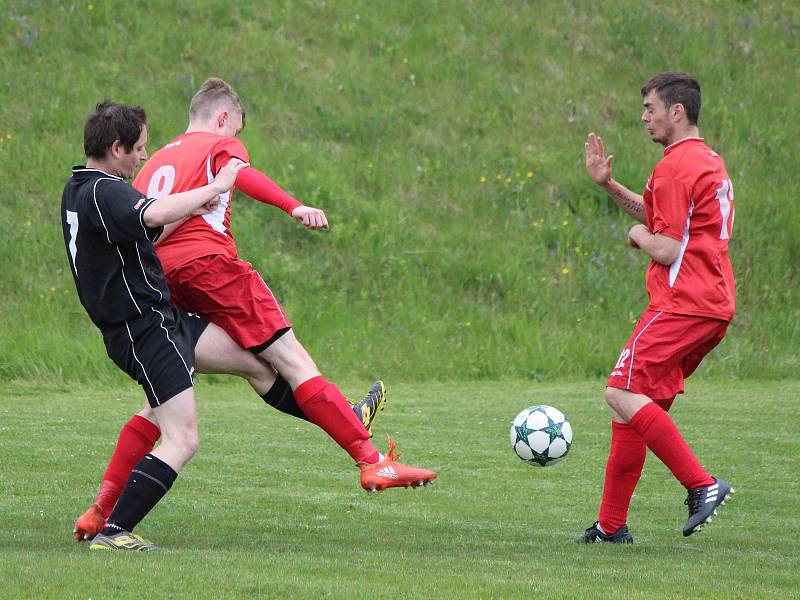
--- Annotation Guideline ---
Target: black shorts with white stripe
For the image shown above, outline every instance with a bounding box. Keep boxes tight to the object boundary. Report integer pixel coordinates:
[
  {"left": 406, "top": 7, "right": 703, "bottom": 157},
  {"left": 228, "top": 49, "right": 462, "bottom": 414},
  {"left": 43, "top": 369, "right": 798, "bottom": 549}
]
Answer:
[{"left": 101, "top": 304, "right": 209, "bottom": 407}]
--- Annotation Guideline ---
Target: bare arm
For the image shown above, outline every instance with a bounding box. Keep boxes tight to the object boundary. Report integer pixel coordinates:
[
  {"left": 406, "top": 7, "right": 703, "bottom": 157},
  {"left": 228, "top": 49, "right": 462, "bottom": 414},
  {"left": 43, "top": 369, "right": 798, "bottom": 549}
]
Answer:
[
  {"left": 628, "top": 224, "right": 681, "bottom": 265},
  {"left": 143, "top": 159, "right": 248, "bottom": 228},
  {"left": 602, "top": 179, "right": 646, "bottom": 223},
  {"left": 584, "top": 132, "right": 646, "bottom": 223}
]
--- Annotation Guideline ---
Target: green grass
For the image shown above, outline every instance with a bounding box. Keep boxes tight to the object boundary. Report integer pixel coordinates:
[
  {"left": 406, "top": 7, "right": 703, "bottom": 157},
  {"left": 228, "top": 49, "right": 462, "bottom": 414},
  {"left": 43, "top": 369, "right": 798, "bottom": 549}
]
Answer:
[
  {"left": 1, "top": 2, "right": 799, "bottom": 383},
  {"left": 2, "top": 379, "right": 798, "bottom": 599}
]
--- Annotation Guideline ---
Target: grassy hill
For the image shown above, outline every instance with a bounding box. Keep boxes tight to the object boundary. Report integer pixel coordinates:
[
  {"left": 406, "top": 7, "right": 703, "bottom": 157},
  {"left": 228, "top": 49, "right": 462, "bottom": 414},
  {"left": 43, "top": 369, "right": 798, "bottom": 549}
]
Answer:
[{"left": 1, "top": 1, "right": 797, "bottom": 384}]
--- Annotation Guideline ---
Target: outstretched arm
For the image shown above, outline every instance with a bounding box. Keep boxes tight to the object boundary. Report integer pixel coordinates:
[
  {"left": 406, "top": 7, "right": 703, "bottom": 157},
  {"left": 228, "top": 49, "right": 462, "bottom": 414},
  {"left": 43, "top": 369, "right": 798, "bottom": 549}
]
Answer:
[
  {"left": 236, "top": 167, "right": 329, "bottom": 230},
  {"left": 585, "top": 132, "right": 646, "bottom": 223}
]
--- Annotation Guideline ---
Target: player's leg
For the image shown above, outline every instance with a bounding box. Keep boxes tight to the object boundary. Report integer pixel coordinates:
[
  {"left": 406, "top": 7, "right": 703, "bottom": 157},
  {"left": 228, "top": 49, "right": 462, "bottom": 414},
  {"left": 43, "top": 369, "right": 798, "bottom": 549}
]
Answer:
[
  {"left": 591, "top": 411, "right": 645, "bottom": 541},
  {"left": 605, "top": 386, "right": 714, "bottom": 485},
  {"left": 605, "top": 386, "right": 732, "bottom": 535},
  {"left": 75, "top": 323, "right": 274, "bottom": 542},
  {"left": 73, "top": 402, "right": 159, "bottom": 541},
  {"left": 194, "top": 322, "right": 278, "bottom": 394},
  {"left": 593, "top": 395, "right": 676, "bottom": 538},
  {"left": 74, "top": 332, "right": 384, "bottom": 540},
  {"left": 86, "top": 306, "right": 202, "bottom": 551},
  {"left": 91, "top": 388, "right": 199, "bottom": 551},
  {"left": 259, "top": 330, "right": 436, "bottom": 490},
  {"left": 603, "top": 313, "right": 733, "bottom": 535},
  {"left": 165, "top": 255, "right": 386, "bottom": 427}
]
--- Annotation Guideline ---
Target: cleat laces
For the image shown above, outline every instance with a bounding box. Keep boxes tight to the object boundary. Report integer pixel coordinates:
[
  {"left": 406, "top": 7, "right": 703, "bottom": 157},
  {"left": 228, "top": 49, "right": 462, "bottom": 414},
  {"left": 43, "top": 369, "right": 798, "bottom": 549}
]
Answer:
[
  {"left": 685, "top": 490, "right": 704, "bottom": 515},
  {"left": 384, "top": 433, "right": 400, "bottom": 462}
]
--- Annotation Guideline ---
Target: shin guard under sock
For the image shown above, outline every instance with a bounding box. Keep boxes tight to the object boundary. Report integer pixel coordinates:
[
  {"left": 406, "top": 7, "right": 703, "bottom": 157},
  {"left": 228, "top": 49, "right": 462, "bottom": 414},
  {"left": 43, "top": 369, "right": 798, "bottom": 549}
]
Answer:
[
  {"left": 293, "top": 376, "right": 379, "bottom": 464},
  {"left": 103, "top": 453, "right": 177, "bottom": 534},
  {"left": 598, "top": 421, "right": 646, "bottom": 533},
  {"left": 97, "top": 415, "right": 161, "bottom": 517},
  {"left": 628, "top": 402, "right": 714, "bottom": 490}
]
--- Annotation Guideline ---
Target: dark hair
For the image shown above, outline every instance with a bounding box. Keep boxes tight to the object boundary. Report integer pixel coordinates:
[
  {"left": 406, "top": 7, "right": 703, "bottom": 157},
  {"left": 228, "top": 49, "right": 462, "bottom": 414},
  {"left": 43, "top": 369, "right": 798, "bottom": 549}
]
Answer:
[
  {"left": 641, "top": 72, "right": 701, "bottom": 125},
  {"left": 84, "top": 101, "right": 148, "bottom": 159}
]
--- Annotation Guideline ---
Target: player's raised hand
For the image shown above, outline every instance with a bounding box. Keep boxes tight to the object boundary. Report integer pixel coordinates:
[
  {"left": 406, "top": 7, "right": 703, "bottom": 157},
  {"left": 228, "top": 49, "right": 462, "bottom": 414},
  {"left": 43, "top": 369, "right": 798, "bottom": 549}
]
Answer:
[
  {"left": 291, "top": 205, "right": 329, "bottom": 230},
  {"left": 215, "top": 158, "right": 250, "bottom": 193},
  {"left": 585, "top": 132, "right": 613, "bottom": 186}
]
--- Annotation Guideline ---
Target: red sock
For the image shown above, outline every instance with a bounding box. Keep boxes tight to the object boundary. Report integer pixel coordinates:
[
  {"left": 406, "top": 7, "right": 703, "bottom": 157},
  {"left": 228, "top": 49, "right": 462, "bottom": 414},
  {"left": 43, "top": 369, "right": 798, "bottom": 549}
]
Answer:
[
  {"left": 628, "top": 402, "right": 714, "bottom": 490},
  {"left": 293, "top": 376, "right": 379, "bottom": 464},
  {"left": 598, "top": 421, "right": 646, "bottom": 533},
  {"left": 96, "top": 415, "right": 161, "bottom": 517}
]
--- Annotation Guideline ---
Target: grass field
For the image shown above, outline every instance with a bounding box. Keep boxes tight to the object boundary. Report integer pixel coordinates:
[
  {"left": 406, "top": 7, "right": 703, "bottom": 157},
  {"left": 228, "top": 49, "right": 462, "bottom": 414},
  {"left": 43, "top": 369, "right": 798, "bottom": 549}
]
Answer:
[
  {"left": 1, "top": 2, "right": 798, "bottom": 598},
  {"left": 2, "top": 379, "right": 798, "bottom": 599}
]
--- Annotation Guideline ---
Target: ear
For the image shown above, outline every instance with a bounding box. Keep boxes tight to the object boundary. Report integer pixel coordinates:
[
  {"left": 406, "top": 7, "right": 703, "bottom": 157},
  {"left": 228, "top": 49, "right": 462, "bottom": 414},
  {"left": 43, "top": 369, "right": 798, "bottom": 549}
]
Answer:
[
  {"left": 109, "top": 139, "right": 123, "bottom": 159},
  {"left": 217, "top": 111, "right": 229, "bottom": 129},
  {"left": 671, "top": 103, "right": 686, "bottom": 123}
]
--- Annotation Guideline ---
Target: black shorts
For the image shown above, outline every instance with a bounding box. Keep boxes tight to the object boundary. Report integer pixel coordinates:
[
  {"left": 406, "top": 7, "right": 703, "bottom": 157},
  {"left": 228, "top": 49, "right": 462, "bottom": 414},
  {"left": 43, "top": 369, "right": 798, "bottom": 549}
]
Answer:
[{"left": 102, "top": 305, "right": 209, "bottom": 408}]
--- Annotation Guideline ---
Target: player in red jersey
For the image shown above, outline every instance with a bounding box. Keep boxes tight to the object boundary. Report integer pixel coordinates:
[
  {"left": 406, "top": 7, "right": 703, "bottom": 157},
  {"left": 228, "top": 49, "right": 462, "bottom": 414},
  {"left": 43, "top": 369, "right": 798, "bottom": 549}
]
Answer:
[
  {"left": 74, "top": 79, "right": 436, "bottom": 542},
  {"left": 580, "top": 72, "right": 735, "bottom": 543}
]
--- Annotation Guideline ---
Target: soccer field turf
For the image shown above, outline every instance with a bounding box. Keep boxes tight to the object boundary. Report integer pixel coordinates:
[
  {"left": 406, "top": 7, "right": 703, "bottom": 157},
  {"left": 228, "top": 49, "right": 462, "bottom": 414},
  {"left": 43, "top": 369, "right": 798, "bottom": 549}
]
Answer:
[{"left": 1, "top": 379, "right": 798, "bottom": 599}]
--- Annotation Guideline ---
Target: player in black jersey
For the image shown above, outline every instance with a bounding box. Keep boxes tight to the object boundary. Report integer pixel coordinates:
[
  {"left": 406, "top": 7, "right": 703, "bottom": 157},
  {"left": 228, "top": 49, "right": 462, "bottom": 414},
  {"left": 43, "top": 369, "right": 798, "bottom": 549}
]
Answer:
[{"left": 61, "top": 101, "right": 275, "bottom": 551}]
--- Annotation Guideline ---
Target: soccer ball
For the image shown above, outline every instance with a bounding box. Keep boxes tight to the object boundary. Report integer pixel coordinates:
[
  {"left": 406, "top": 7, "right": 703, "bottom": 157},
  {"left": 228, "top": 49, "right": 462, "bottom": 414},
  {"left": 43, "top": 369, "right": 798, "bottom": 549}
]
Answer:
[{"left": 510, "top": 405, "right": 572, "bottom": 466}]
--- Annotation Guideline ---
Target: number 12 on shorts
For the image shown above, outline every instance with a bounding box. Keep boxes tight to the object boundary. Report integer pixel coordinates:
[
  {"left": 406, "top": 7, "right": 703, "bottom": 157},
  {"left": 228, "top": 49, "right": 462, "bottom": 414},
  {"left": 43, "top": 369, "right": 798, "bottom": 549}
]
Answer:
[{"left": 614, "top": 348, "right": 630, "bottom": 369}]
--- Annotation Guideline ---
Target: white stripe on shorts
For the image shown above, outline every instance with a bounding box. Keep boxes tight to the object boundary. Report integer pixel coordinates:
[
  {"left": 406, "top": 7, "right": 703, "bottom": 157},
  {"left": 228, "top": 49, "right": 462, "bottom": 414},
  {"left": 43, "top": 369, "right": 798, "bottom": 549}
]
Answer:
[{"left": 627, "top": 312, "right": 663, "bottom": 390}]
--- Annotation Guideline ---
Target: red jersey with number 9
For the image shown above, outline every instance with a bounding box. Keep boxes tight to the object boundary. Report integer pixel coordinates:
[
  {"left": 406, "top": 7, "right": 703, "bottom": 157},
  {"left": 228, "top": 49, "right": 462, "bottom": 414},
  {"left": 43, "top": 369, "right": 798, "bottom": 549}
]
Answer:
[
  {"left": 642, "top": 137, "right": 735, "bottom": 321},
  {"left": 133, "top": 132, "right": 250, "bottom": 273}
]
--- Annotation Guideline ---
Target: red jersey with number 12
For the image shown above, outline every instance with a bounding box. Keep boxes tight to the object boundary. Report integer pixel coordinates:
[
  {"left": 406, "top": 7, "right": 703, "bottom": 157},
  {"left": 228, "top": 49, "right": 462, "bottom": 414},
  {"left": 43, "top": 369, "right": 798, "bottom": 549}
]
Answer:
[
  {"left": 643, "top": 137, "right": 735, "bottom": 321},
  {"left": 133, "top": 132, "right": 250, "bottom": 273}
]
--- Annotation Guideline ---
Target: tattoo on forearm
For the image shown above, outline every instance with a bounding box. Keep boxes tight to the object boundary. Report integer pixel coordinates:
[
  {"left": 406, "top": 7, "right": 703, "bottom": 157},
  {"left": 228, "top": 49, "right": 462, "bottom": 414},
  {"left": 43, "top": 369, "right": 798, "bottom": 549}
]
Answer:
[{"left": 611, "top": 189, "right": 644, "bottom": 217}]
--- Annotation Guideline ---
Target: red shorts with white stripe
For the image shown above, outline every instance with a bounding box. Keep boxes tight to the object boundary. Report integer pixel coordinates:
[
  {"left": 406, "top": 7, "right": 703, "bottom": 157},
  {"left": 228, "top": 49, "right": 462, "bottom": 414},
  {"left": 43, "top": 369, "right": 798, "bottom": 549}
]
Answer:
[
  {"left": 164, "top": 254, "right": 291, "bottom": 352},
  {"left": 607, "top": 308, "right": 729, "bottom": 400}
]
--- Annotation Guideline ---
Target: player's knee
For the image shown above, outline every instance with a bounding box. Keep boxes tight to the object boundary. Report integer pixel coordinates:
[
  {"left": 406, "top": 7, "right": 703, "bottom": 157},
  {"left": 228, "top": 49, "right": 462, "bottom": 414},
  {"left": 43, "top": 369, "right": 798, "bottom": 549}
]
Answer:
[
  {"left": 163, "top": 427, "right": 200, "bottom": 461},
  {"left": 604, "top": 386, "right": 622, "bottom": 410},
  {"left": 183, "top": 429, "right": 200, "bottom": 458}
]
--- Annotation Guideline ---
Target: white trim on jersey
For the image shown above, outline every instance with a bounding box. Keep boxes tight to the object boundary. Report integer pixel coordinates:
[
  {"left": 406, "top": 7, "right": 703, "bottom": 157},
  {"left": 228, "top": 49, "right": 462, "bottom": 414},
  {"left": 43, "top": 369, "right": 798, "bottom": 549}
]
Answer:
[
  {"left": 73, "top": 167, "right": 122, "bottom": 180},
  {"left": 627, "top": 311, "right": 663, "bottom": 389},
  {"left": 125, "top": 320, "right": 160, "bottom": 405},
  {"left": 202, "top": 155, "right": 229, "bottom": 235},
  {"left": 135, "top": 242, "right": 164, "bottom": 302},
  {"left": 92, "top": 178, "right": 143, "bottom": 315},
  {"left": 664, "top": 137, "right": 704, "bottom": 152},
  {"left": 137, "top": 197, "right": 159, "bottom": 240},
  {"left": 669, "top": 200, "right": 694, "bottom": 288}
]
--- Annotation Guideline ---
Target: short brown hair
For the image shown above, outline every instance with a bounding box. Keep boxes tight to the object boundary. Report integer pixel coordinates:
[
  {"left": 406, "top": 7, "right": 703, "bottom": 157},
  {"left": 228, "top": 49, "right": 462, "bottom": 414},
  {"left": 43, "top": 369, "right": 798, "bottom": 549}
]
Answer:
[
  {"left": 641, "top": 72, "right": 701, "bottom": 125},
  {"left": 189, "top": 77, "right": 245, "bottom": 126},
  {"left": 84, "top": 101, "right": 148, "bottom": 159}
]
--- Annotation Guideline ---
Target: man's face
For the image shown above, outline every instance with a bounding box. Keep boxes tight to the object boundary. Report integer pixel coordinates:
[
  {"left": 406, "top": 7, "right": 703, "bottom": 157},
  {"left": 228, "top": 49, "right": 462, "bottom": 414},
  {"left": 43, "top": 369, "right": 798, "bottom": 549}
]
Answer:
[
  {"left": 117, "top": 126, "right": 148, "bottom": 180},
  {"left": 641, "top": 90, "right": 673, "bottom": 146}
]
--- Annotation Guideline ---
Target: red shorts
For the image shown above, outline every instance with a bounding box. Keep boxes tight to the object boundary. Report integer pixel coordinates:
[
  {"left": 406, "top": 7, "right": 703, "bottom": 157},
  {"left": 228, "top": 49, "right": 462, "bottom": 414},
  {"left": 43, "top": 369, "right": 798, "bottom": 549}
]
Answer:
[
  {"left": 607, "top": 309, "right": 729, "bottom": 400},
  {"left": 165, "top": 254, "right": 291, "bottom": 352}
]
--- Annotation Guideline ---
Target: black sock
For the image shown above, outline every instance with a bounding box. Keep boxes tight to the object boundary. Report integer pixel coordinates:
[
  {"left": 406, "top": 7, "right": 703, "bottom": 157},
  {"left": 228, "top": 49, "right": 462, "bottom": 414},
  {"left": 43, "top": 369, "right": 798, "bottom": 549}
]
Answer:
[
  {"left": 102, "top": 453, "right": 177, "bottom": 535},
  {"left": 261, "top": 375, "right": 309, "bottom": 422}
]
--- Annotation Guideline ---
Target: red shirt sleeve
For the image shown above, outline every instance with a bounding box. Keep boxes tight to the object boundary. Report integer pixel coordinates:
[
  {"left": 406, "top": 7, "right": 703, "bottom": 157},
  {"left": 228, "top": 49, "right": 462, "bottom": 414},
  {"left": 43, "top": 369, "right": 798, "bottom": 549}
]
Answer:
[
  {"left": 234, "top": 166, "right": 303, "bottom": 215},
  {"left": 650, "top": 176, "right": 691, "bottom": 241},
  {"left": 210, "top": 137, "right": 251, "bottom": 174}
]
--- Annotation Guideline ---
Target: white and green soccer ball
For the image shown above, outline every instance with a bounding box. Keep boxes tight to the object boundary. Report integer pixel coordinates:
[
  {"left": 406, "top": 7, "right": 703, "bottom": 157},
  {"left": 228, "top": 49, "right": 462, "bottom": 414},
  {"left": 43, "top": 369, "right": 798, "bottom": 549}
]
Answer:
[{"left": 510, "top": 405, "right": 572, "bottom": 466}]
